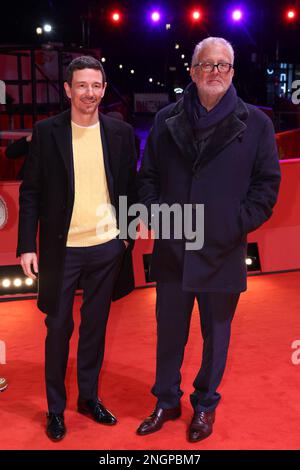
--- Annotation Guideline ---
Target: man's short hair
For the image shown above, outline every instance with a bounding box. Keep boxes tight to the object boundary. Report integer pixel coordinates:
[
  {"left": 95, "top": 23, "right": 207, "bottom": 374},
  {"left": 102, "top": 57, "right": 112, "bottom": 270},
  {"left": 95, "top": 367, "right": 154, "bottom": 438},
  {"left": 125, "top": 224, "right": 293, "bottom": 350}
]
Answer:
[
  {"left": 65, "top": 56, "right": 106, "bottom": 86},
  {"left": 191, "top": 37, "right": 234, "bottom": 67}
]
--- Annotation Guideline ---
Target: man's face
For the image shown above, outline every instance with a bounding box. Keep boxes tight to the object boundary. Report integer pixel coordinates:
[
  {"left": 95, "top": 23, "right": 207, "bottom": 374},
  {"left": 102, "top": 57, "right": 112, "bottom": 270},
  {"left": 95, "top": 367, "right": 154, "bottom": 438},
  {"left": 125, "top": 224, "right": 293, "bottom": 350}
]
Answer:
[
  {"left": 64, "top": 68, "right": 106, "bottom": 116},
  {"left": 190, "top": 44, "right": 234, "bottom": 100}
]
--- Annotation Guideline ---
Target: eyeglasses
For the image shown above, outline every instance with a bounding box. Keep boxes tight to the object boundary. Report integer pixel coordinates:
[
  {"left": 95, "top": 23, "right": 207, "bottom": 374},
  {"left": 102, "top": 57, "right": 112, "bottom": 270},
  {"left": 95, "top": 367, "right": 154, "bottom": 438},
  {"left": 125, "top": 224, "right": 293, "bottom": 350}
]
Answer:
[{"left": 193, "top": 62, "right": 233, "bottom": 73}]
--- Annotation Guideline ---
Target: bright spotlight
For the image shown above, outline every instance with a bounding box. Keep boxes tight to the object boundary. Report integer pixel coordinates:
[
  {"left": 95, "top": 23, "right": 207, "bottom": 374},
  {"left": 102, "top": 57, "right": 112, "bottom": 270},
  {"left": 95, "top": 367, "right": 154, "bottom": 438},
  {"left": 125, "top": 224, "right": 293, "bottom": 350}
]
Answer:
[
  {"left": 245, "top": 258, "right": 253, "bottom": 266},
  {"left": 25, "top": 278, "right": 34, "bottom": 286},
  {"left": 232, "top": 9, "right": 243, "bottom": 21},
  {"left": 43, "top": 24, "right": 52, "bottom": 33},
  {"left": 2, "top": 279, "right": 11, "bottom": 288},
  {"left": 285, "top": 8, "right": 297, "bottom": 21},
  {"left": 191, "top": 10, "right": 202, "bottom": 21},
  {"left": 36, "top": 27, "right": 43, "bottom": 35},
  {"left": 151, "top": 11, "right": 161, "bottom": 22},
  {"left": 111, "top": 11, "right": 121, "bottom": 22},
  {"left": 13, "top": 278, "right": 22, "bottom": 287}
]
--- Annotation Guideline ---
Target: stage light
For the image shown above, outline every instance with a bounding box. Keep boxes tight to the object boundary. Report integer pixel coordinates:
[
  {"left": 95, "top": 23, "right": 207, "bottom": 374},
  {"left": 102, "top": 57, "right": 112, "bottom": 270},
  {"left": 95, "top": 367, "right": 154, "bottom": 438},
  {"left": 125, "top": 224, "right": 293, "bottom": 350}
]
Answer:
[
  {"left": 191, "top": 10, "right": 202, "bottom": 21},
  {"left": 149, "top": 78, "right": 153, "bottom": 82},
  {"left": 43, "top": 24, "right": 52, "bottom": 33},
  {"left": 130, "top": 69, "right": 135, "bottom": 74},
  {"left": 2, "top": 279, "right": 11, "bottom": 288},
  {"left": 285, "top": 8, "right": 297, "bottom": 21},
  {"left": 151, "top": 11, "right": 161, "bottom": 22},
  {"left": 246, "top": 243, "right": 261, "bottom": 272},
  {"left": 232, "top": 9, "right": 243, "bottom": 21},
  {"left": 36, "top": 27, "right": 43, "bottom": 35},
  {"left": 25, "top": 278, "right": 34, "bottom": 286},
  {"left": 186, "top": 67, "right": 190, "bottom": 71},
  {"left": 181, "top": 54, "right": 185, "bottom": 59},
  {"left": 13, "top": 278, "right": 22, "bottom": 287},
  {"left": 166, "top": 23, "right": 171, "bottom": 30},
  {"left": 101, "top": 57, "right": 106, "bottom": 63},
  {"left": 175, "top": 43, "right": 180, "bottom": 49},
  {"left": 119, "top": 64, "right": 123, "bottom": 69},
  {"left": 157, "top": 81, "right": 160, "bottom": 85},
  {"left": 111, "top": 11, "right": 121, "bottom": 23}
]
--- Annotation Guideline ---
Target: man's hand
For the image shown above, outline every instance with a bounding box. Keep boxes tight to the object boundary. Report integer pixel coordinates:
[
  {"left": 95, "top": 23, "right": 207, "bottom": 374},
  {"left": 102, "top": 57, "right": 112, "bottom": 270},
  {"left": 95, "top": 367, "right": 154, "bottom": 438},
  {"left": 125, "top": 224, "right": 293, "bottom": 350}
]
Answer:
[
  {"left": 123, "top": 240, "right": 129, "bottom": 249},
  {"left": 20, "top": 253, "right": 38, "bottom": 280}
]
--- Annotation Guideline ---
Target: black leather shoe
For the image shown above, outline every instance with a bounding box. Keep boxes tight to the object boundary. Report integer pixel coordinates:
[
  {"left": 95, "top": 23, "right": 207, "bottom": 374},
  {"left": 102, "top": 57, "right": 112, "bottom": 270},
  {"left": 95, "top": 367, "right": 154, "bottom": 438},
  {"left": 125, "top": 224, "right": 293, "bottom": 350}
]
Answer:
[
  {"left": 136, "top": 405, "right": 181, "bottom": 436},
  {"left": 46, "top": 412, "right": 66, "bottom": 442},
  {"left": 188, "top": 410, "right": 215, "bottom": 442},
  {"left": 77, "top": 398, "right": 117, "bottom": 425}
]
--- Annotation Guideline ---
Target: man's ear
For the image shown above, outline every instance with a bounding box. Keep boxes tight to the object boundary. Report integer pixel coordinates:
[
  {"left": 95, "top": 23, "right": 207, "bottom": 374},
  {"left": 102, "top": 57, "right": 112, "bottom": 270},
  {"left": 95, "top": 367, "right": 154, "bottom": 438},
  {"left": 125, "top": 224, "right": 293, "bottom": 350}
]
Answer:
[
  {"left": 190, "top": 66, "right": 196, "bottom": 83},
  {"left": 64, "top": 81, "right": 71, "bottom": 100},
  {"left": 101, "top": 82, "right": 107, "bottom": 98}
]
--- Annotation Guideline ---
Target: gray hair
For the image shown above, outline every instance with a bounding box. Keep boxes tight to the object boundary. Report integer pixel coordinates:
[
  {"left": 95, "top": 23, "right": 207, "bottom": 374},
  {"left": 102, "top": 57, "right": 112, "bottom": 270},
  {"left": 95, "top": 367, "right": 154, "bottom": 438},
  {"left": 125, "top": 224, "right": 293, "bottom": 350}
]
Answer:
[{"left": 191, "top": 37, "right": 234, "bottom": 67}]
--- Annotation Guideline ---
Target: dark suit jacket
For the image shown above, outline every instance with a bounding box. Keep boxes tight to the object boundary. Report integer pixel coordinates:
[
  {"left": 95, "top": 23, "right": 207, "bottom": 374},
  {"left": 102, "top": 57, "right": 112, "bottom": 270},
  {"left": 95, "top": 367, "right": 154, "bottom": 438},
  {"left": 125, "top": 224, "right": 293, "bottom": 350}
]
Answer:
[
  {"left": 17, "top": 110, "right": 137, "bottom": 315},
  {"left": 138, "top": 97, "right": 281, "bottom": 293}
]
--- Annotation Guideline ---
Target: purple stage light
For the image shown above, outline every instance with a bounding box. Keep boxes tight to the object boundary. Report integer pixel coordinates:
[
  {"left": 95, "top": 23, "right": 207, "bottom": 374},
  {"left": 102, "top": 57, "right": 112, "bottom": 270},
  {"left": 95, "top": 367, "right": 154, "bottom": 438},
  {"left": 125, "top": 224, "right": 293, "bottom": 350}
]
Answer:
[
  {"left": 232, "top": 9, "right": 243, "bottom": 21},
  {"left": 151, "top": 11, "right": 161, "bottom": 22}
]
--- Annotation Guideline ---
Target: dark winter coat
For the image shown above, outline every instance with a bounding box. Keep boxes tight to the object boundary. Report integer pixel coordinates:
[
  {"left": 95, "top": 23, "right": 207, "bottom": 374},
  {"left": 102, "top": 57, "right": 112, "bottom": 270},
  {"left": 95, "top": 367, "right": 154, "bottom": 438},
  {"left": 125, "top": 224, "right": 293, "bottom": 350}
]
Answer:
[{"left": 138, "top": 96, "right": 281, "bottom": 292}]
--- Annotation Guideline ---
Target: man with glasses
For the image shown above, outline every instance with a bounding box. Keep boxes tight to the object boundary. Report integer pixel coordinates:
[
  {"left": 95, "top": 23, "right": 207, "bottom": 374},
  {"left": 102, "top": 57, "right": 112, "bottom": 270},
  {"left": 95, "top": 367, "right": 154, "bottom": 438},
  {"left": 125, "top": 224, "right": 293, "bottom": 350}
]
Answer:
[{"left": 137, "top": 37, "right": 280, "bottom": 442}]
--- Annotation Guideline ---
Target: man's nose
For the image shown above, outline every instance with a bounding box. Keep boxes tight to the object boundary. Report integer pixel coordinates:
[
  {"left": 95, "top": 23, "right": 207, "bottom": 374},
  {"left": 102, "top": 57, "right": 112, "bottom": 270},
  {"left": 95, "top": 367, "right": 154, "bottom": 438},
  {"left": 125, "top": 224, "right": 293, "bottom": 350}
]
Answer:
[
  {"left": 85, "top": 86, "right": 94, "bottom": 95},
  {"left": 211, "top": 65, "right": 220, "bottom": 74}
]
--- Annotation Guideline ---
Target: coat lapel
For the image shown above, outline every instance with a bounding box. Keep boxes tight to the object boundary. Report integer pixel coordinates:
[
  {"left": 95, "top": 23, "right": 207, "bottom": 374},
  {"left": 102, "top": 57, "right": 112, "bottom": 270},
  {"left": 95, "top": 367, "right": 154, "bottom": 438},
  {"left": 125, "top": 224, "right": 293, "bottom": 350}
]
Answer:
[
  {"left": 195, "top": 100, "right": 248, "bottom": 172},
  {"left": 100, "top": 113, "right": 122, "bottom": 185},
  {"left": 52, "top": 109, "right": 74, "bottom": 191},
  {"left": 166, "top": 104, "right": 198, "bottom": 163},
  {"left": 166, "top": 98, "right": 249, "bottom": 172}
]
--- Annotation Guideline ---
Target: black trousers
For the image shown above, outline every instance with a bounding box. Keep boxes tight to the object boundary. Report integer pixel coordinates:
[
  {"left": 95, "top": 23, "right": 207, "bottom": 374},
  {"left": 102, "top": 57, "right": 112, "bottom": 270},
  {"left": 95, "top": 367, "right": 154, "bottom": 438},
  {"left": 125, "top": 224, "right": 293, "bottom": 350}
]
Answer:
[
  {"left": 152, "top": 281, "right": 240, "bottom": 413},
  {"left": 45, "top": 238, "right": 125, "bottom": 414}
]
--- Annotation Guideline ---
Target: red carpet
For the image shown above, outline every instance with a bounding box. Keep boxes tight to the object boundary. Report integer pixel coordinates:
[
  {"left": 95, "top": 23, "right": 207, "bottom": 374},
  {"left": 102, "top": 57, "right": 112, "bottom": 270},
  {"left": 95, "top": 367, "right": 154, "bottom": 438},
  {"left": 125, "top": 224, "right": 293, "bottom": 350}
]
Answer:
[{"left": 1, "top": 271, "right": 300, "bottom": 450}]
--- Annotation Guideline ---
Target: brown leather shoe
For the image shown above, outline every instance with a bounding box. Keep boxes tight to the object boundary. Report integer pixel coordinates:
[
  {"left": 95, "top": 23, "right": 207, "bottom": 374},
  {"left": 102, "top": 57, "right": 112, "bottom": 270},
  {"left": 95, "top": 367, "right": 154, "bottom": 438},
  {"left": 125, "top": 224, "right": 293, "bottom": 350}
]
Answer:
[
  {"left": 136, "top": 405, "right": 181, "bottom": 436},
  {"left": 188, "top": 410, "right": 215, "bottom": 442}
]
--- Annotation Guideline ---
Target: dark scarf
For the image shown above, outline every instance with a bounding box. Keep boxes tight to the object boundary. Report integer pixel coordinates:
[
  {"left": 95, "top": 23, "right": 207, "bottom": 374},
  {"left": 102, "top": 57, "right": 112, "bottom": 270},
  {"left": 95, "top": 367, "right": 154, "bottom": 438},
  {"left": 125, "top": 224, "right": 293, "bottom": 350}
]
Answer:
[{"left": 183, "top": 81, "right": 238, "bottom": 132}]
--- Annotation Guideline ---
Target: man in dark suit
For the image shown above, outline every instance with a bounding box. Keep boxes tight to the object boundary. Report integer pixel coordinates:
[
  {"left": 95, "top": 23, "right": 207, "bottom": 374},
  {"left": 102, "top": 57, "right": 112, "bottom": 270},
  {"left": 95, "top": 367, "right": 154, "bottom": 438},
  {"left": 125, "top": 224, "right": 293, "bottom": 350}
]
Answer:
[
  {"left": 137, "top": 37, "right": 281, "bottom": 442},
  {"left": 17, "top": 56, "right": 136, "bottom": 441}
]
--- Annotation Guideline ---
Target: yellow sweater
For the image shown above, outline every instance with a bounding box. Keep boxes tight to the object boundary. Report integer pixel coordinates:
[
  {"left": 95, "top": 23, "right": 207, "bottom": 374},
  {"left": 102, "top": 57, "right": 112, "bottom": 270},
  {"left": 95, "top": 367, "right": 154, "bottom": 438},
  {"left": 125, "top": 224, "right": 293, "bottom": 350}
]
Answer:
[{"left": 67, "top": 121, "right": 119, "bottom": 247}]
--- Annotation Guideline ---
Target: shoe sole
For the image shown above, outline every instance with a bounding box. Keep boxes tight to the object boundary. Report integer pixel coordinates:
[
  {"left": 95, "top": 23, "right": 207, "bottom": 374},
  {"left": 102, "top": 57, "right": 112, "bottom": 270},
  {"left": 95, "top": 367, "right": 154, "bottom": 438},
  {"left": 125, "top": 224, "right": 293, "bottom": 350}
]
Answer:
[
  {"left": 136, "top": 413, "right": 181, "bottom": 436},
  {"left": 77, "top": 408, "right": 117, "bottom": 425}
]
